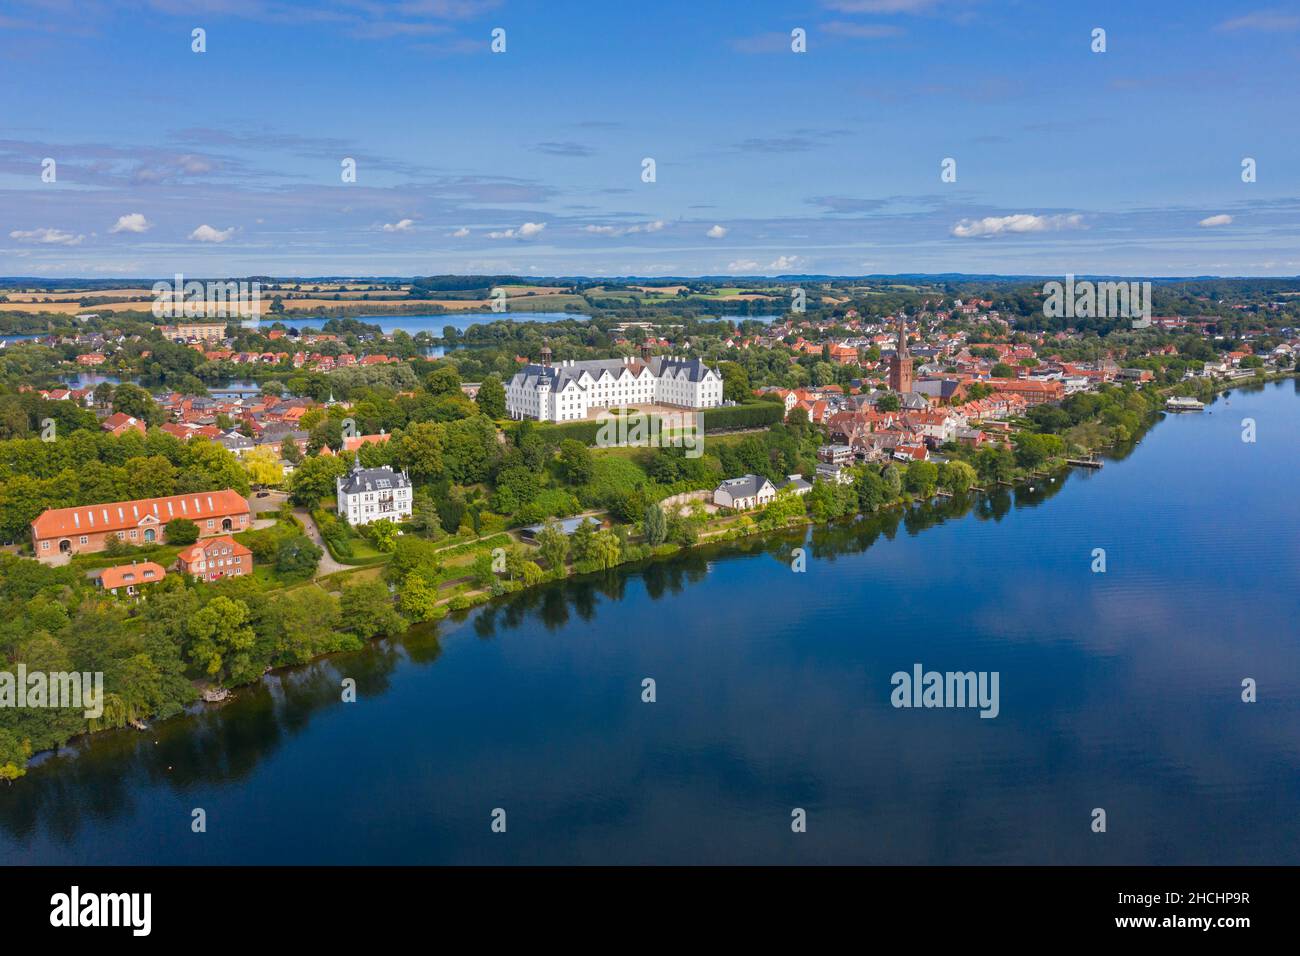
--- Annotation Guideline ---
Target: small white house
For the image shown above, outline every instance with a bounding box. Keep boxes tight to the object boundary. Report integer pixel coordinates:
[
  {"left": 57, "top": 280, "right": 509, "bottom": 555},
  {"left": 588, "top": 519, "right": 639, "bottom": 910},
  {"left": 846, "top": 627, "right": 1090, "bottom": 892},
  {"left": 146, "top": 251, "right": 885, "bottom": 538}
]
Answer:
[
  {"left": 336, "top": 461, "right": 413, "bottom": 526},
  {"left": 713, "top": 474, "right": 777, "bottom": 511},
  {"left": 777, "top": 474, "right": 813, "bottom": 496}
]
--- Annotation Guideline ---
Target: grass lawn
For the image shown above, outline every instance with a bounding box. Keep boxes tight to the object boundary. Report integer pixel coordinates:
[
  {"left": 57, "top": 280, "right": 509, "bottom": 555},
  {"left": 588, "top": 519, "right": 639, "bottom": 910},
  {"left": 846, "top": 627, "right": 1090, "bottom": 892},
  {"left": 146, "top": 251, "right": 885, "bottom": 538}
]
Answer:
[{"left": 70, "top": 544, "right": 184, "bottom": 572}]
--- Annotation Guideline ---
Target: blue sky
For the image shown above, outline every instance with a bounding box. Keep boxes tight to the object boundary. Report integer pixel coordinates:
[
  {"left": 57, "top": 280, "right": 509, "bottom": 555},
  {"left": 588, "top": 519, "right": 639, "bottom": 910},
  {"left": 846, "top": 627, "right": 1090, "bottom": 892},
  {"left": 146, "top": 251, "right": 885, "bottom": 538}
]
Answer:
[{"left": 1, "top": 0, "right": 1298, "bottom": 278}]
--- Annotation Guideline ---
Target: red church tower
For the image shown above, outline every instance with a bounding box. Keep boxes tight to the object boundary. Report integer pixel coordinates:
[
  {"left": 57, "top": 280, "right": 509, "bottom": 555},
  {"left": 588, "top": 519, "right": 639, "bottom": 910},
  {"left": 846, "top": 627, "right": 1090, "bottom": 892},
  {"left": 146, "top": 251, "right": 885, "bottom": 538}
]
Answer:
[{"left": 889, "top": 312, "right": 913, "bottom": 394}]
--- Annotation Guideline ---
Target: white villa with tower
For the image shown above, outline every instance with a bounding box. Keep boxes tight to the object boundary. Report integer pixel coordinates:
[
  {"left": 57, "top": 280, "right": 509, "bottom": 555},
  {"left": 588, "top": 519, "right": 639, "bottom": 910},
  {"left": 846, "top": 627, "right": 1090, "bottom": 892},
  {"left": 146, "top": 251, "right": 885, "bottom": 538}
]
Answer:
[{"left": 336, "top": 461, "right": 413, "bottom": 526}]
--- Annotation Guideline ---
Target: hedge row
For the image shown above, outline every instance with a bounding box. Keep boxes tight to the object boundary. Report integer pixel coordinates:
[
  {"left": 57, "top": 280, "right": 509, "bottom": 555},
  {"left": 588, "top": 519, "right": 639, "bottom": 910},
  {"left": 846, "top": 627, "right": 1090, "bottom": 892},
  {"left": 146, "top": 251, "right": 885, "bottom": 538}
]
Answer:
[
  {"left": 532, "top": 412, "right": 660, "bottom": 447},
  {"left": 701, "top": 402, "right": 785, "bottom": 432},
  {"left": 517, "top": 403, "right": 783, "bottom": 445}
]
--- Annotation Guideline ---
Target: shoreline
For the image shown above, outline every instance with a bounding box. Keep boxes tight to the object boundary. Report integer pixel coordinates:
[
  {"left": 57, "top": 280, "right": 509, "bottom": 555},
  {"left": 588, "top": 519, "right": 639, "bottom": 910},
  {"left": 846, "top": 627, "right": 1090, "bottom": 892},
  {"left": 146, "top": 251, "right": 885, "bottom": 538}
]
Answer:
[{"left": 8, "top": 373, "right": 1294, "bottom": 774}]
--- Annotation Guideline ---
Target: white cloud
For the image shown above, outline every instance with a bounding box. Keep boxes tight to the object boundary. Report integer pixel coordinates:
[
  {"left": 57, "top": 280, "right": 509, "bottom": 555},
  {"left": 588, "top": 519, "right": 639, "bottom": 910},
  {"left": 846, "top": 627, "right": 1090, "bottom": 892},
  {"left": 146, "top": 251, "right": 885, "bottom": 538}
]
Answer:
[
  {"left": 951, "top": 213, "right": 1083, "bottom": 238},
  {"left": 728, "top": 259, "right": 759, "bottom": 271},
  {"left": 177, "top": 154, "right": 213, "bottom": 174},
  {"left": 768, "top": 254, "right": 806, "bottom": 270},
  {"left": 1217, "top": 11, "right": 1300, "bottom": 31},
  {"left": 706, "top": 224, "right": 728, "bottom": 239},
  {"left": 109, "top": 213, "right": 151, "bottom": 234},
  {"left": 9, "top": 227, "right": 84, "bottom": 245},
  {"left": 382, "top": 218, "right": 415, "bottom": 232},
  {"left": 820, "top": 21, "right": 904, "bottom": 39},
  {"left": 1199, "top": 214, "right": 1233, "bottom": 228},
  {"left": 583, "top": 219, "right": 666, "bottom": 238},
  {"left": 824, "top": 0, "right": 937, "bottom": 11},
  {"left": 188, "top": 224, "right": 236, "bottom": 243},
  {"left": 451, "top": 227, "right": 470, "bottom": 237},
  {"left": 488, "top": 221, "right": 546, "bottom": 240}
]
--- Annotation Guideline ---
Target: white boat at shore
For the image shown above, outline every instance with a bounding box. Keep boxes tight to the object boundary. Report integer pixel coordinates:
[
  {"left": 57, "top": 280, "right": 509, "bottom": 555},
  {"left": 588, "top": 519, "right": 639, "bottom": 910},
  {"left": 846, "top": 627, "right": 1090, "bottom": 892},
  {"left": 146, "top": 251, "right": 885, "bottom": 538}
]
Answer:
[{"left": 1165, "top": 396, "right": 1205, "bottom": 411}]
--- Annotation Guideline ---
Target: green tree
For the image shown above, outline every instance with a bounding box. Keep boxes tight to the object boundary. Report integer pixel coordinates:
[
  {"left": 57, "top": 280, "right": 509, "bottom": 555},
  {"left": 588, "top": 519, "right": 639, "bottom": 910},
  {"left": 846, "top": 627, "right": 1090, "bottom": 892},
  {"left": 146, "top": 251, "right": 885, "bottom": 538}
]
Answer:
[
  {"left": 275, "top": 534, "right": 323, "bottom": 581},
  {"left": 425, "top": 364, "right": 462, "bottom": 396},
  {"left": 470, "top": 551, "right": 497, "bottom": 588},
  {"left": 186, "top": 596, "right": 257, "bottom": 685},
  {"left": 719, "top": 361, "right": 751, "bottom": 403},
  {"left": 588, "top": 528, "right": 623, "bottom": 570},
  {"left": 475, "top": 375, "right": 507, "bottom": 418},
  {"left": 398, "top": 571, "right": 443, "bottom": 622},
  {"left": 288, "top": 453, "right": 348, "bottom": 507},
  {"left": 397, "top": 421, "right": 445, "bottom": 484},
  {"left": 939, "top": 460, "right": 977, "bottom": 494},
  {"left": 903, "top": 460, "right": 939, "bottom": 497},
  {"left": 570, "top": 518, "right": 596, "bottom": 563},
  {"left": 643, "top": 501, "right": 668, "bottom": 546},
  {"left": 881, "top": 464, "right": 902, "bottom": 497},
  {"left": 438, "top": 485, "right": 467, "bottom": 534},
  {"left": 280, "top": 437, "right": 304, "bottom": 466},
  {"left": 164, "top": 517, "right": 200, "bottom": 545},
  {"left": 0, "top": 729, "right": 32, "bottom": 781},
  {"left": 111, "top": 383, "right": 161, "bottom": 426},
  {"left": 340, "top": 580, "right": 405, "bottom": 639},
  {"left": 534, "top": 519, "right": 570, "bottom": 575},
  {"left": 974, "top": 446, "right": 1015, "bottom": 484},
  {"left": 557, "top": 439, "right": 594, "bottom": 485}
]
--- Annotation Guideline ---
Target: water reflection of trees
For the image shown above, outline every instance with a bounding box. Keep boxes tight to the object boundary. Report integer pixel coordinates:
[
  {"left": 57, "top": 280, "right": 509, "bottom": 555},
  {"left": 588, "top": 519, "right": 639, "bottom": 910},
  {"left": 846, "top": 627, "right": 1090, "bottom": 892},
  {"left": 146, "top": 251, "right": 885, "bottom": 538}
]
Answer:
[
  {"left": 1, "top": 460, "right": 1092, "bottom": 845},
  {"left": 0, "top": 641, "right": 413, "bottom": 845}
]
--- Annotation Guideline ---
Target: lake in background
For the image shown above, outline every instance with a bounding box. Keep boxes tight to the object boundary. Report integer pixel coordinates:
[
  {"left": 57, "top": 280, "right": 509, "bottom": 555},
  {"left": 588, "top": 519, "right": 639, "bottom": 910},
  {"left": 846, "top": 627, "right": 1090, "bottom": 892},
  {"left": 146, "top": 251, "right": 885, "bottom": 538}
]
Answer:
[
  {"left": 2, "top": 380, "right": 1298, "bottom": 864},
  {"left": 248, "top": 311, "right": 585, "bottom": 338}
]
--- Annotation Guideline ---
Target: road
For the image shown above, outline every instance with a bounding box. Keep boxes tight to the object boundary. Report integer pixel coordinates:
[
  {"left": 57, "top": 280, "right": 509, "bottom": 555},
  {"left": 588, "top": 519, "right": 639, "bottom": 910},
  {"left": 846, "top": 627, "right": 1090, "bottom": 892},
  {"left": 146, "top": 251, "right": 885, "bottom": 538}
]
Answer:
[{"left": 292, "top": 507, "right": 350, "bottom": 578}]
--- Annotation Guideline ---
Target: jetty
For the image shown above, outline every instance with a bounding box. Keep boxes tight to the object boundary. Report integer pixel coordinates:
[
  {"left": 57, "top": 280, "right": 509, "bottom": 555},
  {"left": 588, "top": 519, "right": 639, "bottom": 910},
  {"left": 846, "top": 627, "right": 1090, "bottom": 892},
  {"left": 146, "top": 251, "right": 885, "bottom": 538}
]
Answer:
[{"left": 1066, "top": 457, "right": 1103, "bottom": 469}]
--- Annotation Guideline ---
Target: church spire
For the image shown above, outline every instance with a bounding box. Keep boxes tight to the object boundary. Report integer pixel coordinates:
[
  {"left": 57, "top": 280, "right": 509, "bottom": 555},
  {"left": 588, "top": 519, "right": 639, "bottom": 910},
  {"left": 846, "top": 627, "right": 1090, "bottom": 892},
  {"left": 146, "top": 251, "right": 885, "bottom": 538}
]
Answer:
[{"left": 889, "top": 310, "right": 913, "bottom": 394}]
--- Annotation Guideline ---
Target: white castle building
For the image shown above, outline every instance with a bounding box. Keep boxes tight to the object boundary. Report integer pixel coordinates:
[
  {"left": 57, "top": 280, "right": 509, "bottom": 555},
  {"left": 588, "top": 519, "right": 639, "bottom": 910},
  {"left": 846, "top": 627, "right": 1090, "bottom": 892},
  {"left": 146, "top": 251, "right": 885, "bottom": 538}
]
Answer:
[
  {"left": 506, "top": 346, "right": 724, "bottom": 422},
  {"left": 336, "top": 461, "right": 413, "bottom": 526}
]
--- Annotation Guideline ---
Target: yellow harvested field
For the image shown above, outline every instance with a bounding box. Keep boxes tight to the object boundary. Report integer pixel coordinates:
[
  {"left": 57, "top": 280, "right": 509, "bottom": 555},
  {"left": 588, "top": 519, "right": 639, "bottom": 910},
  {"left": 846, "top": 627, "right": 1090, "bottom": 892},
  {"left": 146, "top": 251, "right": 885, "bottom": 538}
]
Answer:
[
  {"left": 4, "top": 288, "right": 157, "bottom": 301},
  {"left": 0, "top": 300, "right": 151, "bottom": 315}
]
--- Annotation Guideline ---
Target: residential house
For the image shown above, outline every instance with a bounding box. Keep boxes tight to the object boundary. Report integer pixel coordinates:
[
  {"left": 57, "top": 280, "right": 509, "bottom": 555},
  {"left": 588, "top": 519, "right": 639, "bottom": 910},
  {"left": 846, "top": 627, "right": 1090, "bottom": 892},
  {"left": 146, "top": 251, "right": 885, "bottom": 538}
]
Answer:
[
  {"left": 336, "top": 461, "right": 413, "bottom": 526},
  {"left": 176, "top": 535, "right": 253, "bottom": 582},
  {"left": 713, "top": 474, "right": 777, "bottom": 510},
  {"left": 101, "top": 412, "right": 147, "bottom": 436},
  {"left": 96, "top": 561, "right": 166, "bottom": 596}
]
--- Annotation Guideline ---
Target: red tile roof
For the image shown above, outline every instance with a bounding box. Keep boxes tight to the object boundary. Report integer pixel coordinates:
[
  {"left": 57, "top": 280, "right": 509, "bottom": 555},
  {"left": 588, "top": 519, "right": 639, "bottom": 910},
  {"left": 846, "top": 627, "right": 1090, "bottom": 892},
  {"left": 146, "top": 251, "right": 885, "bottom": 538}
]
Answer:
[
  {"left": 97, "top": 562, "right": 166, "bottom": 589},
  {"left": 177, "top": 534, "right": 251, "bottom": 567},
  {"left": 102, "top": 412, "right": 146, "bottom": 435},
  {"left": 31, "top": 489, "right": 248, "bottom": 539}
]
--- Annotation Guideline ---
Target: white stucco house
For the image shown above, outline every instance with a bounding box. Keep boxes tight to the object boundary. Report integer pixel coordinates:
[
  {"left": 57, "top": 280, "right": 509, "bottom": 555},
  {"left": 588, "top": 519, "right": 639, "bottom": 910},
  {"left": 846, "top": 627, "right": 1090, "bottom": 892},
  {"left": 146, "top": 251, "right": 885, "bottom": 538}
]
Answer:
[
  {"left": 336, "top": 461, "right": 413, "bottom": 526},
  {"left": 713, "top": 474, "right": 777, "bottom": 511}
]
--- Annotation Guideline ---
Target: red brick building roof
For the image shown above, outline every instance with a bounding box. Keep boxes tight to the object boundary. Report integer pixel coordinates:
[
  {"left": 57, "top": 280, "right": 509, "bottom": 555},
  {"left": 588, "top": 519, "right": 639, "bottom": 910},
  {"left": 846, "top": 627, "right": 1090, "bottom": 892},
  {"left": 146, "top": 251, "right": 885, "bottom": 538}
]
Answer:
[
  {"left": 97, "top": 562, "right": 166, "bottom": 589},
  {"left": 31, "top": 489, "right": 249, "bottom": 540}
]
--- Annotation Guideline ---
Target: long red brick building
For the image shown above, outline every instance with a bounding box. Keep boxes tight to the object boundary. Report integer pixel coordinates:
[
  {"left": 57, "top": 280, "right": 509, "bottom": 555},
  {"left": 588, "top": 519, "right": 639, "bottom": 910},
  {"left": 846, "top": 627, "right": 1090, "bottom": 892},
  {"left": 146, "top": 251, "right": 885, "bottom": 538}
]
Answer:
[{"left": 31, "top": 490, "right": 251, "bottom": 562}]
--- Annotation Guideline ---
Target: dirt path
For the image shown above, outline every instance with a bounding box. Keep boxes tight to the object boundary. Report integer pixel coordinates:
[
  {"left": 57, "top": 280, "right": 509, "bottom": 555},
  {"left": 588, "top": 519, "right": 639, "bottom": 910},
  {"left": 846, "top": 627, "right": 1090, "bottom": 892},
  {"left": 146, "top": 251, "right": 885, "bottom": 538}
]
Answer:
[{"left": 293, "top": 508, "right": 350, "bottom": 577}]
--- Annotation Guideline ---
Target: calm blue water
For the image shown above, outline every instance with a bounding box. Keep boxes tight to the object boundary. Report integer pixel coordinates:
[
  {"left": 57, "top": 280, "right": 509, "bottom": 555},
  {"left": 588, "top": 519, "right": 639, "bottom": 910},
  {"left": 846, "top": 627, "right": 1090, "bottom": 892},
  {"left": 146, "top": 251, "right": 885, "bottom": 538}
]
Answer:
[{"left": 2, "top": 381, "right": 1298, "bottom": 864}]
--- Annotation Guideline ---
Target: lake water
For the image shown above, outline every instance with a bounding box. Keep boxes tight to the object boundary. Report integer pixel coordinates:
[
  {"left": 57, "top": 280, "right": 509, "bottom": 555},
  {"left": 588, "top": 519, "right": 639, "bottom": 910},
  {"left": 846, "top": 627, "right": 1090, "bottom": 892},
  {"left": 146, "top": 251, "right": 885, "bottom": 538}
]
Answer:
[
  {"left": 3, "top": 380, "right": 1298, "bottom": 864},
  {"left": 246, "top": 311, "right": 585, "bottom": 337}
]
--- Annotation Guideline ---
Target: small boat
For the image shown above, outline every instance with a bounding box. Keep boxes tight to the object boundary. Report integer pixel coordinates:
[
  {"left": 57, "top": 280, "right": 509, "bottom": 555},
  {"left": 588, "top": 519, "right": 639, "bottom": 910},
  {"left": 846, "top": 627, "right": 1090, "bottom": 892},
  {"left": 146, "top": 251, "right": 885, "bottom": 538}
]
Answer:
[{"left": 1165, "top": 396, "right": 1205, "bottom": 411}]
